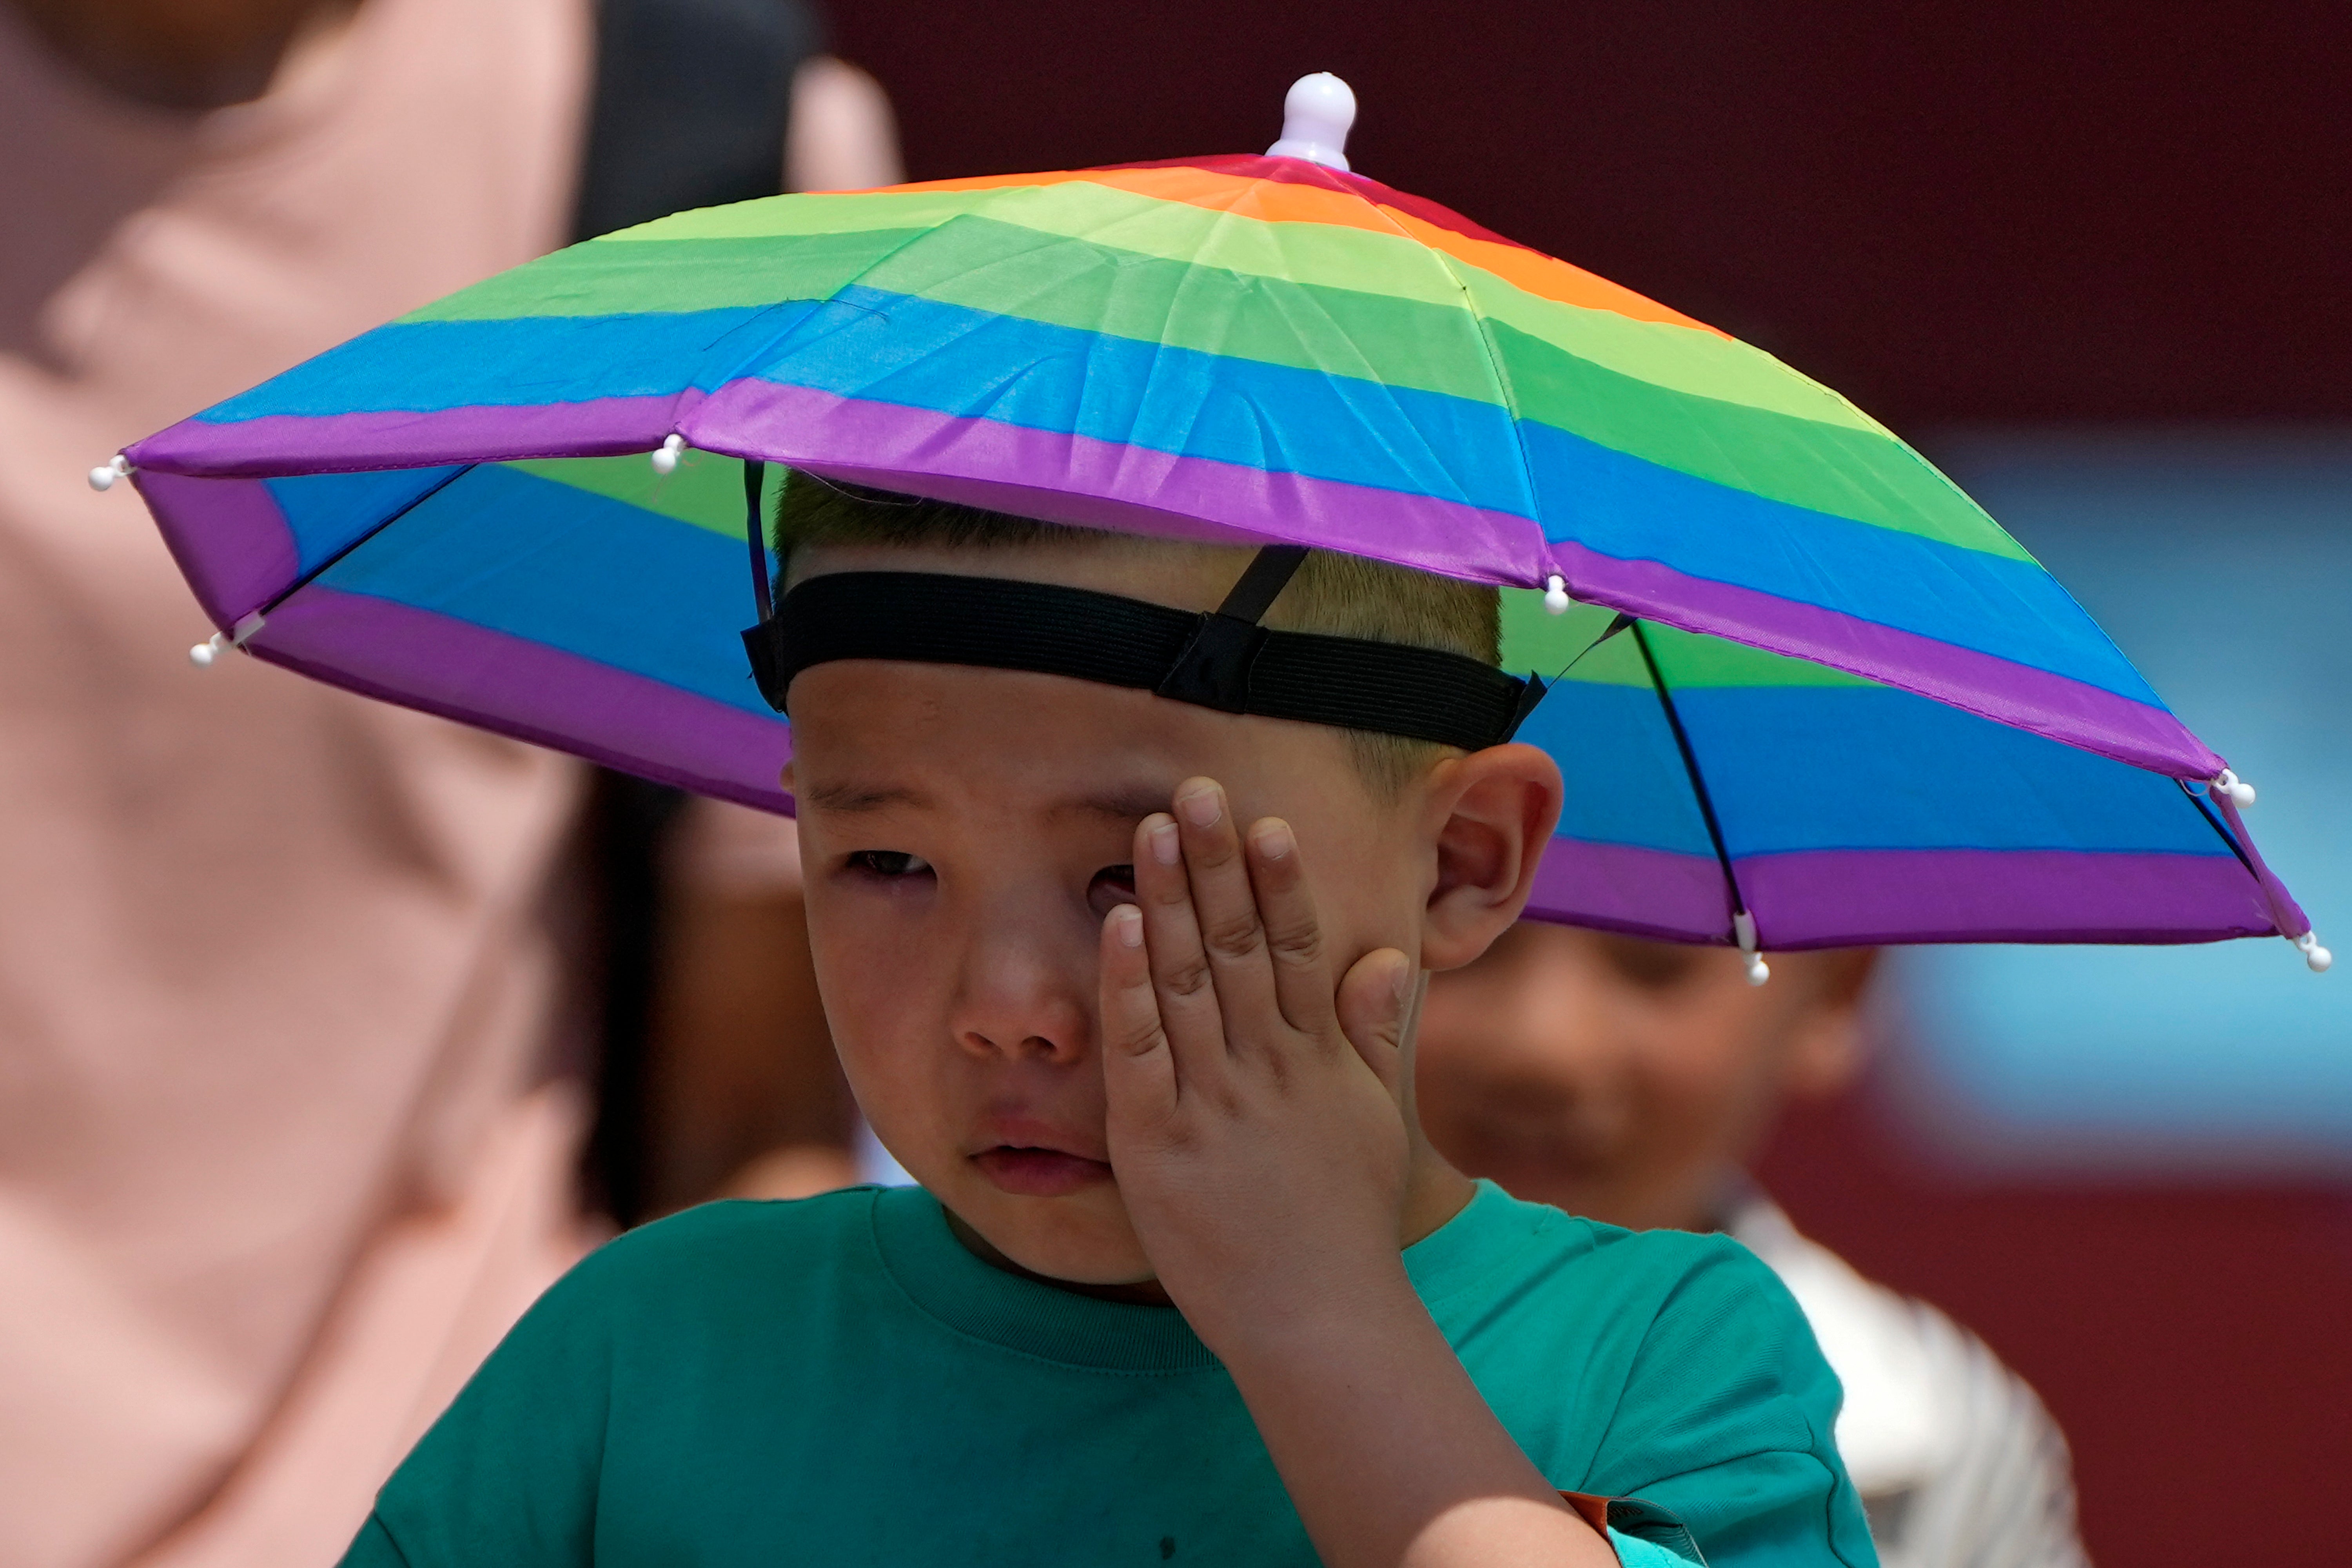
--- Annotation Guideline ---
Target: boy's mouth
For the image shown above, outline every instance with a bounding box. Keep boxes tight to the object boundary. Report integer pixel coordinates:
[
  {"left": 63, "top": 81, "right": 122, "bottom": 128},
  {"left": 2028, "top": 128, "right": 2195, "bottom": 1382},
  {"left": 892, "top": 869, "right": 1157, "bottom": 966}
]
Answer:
[{"left": 972, "top": 1146, "right": 1116, "bottom": 1197}]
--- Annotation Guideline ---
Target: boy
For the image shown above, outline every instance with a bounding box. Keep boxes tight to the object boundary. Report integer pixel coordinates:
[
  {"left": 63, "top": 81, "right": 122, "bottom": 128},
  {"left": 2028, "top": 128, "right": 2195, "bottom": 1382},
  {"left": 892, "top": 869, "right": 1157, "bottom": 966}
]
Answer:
[
  {"left": 1416, "top": 928, "right": 2088, "bottom": 1568},
  {"left": 338, "top": 479, "right": 1877, "bottom": 1568}
]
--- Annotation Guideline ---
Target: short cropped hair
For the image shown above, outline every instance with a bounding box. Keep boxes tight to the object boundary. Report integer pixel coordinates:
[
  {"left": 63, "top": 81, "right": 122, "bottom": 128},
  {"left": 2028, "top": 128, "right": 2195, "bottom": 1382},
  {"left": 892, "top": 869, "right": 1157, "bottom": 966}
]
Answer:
[{"left": 772, "top": 471, "right": 1501, "bottom": 793}]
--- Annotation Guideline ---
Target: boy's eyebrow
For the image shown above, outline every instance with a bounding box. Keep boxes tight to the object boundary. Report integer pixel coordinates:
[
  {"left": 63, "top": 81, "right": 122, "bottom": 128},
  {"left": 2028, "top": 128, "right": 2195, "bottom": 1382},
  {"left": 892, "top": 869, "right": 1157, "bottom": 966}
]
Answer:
[
  {"left": 804, "top": 781, "right": 933, "bottom": 814},
  {"left": 1052, "top": 788, "right": 1173, "bottom": 825}
]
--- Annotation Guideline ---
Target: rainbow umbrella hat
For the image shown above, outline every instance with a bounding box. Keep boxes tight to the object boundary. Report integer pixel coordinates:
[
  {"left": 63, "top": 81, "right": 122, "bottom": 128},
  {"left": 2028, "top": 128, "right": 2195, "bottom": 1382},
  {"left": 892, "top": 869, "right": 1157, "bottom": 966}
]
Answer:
[{"left": 112, "top": 74, "right": 2322, "bottom": 974}]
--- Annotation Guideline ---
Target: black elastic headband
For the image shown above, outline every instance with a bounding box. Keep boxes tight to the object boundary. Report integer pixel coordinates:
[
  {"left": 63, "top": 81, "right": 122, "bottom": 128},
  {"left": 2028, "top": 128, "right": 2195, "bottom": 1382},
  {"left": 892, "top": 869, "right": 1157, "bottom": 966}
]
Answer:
[{"left": 736, "top": 465, "right": 1545, "bottom": 750}]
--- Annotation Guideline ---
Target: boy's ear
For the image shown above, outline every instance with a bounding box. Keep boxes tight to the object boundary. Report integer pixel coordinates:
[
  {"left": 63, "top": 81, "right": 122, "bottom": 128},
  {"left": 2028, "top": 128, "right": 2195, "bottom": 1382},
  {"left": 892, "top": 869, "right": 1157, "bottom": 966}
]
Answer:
[
  {"left": 1419, "top": 742, "right": 1565, "bottom": 973},
  {"left": 1784, "top": 949, "right": 1881, "bottom": 1100}
]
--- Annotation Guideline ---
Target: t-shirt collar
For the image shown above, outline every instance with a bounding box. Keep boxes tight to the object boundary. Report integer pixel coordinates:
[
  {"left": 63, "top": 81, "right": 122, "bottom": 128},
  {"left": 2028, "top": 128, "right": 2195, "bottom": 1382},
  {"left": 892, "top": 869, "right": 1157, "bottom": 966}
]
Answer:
[{"left": 869, "top": 1180, "right": 1527, "bottom": 1372}]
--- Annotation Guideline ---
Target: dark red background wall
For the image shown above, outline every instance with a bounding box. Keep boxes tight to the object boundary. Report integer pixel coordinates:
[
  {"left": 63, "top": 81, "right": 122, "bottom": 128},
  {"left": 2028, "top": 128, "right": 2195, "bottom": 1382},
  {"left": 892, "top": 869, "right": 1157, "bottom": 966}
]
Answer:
[
  {"left": 828, "top": 5, "right": 2352, "bottom": 1561},
  {"left": 833, "top": 0, "right": 2351, "bottom": 427},
  {"left": 1756, "top": 1084, "right": 2352, "bottom": 1565}
]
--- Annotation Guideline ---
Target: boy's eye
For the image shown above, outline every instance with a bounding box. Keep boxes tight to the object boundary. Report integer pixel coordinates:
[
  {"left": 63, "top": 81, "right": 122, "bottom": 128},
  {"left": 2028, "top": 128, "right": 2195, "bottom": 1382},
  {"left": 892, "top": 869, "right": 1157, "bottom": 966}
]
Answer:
[
  {"left": 1087, "top": 863, "right": 1136, "bottom": 916},
  {"left": 846, "top": 849, "right": 933, "bottom": 879}
]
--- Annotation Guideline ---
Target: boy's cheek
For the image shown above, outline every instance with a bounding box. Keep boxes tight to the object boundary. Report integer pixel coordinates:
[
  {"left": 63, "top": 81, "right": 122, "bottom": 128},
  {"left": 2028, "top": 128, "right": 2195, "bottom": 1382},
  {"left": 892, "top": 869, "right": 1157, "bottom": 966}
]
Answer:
[{"left": 820, "top": 982, "right": 935, "bottom": 1129}]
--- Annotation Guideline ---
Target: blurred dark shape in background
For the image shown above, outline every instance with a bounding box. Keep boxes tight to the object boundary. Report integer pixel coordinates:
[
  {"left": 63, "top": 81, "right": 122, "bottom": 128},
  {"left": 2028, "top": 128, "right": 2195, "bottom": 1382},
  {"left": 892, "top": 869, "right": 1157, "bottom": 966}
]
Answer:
[
  {"left": 789, "top": 6, "right": 2348, "bottom": 1566},
  {"left": 583, "top": 772, "right": 855, "bottom": 1225},
  {"left": 564, "top": 0, "right": 869, "bottom": 1231}
]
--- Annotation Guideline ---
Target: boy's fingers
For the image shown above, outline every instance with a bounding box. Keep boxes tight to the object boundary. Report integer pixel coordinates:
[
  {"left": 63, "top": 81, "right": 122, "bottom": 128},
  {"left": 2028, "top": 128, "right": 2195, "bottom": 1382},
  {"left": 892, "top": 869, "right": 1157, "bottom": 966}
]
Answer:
[
  {"left": 1132, "top": 812, "right": 1231, "bottom": 1087},
  {"left": 1098, "top": 904, "right": 1178, "bottom": 1124},
  {"left": 1167, "top": 779, "right": 1282, "bottom": 1044},
  {"left": 1334, "top": 947, "right": 1416, "bottom": 1099},
  {"left": 1244, "top": 817, "right": 1338, "bottom": 1038}
]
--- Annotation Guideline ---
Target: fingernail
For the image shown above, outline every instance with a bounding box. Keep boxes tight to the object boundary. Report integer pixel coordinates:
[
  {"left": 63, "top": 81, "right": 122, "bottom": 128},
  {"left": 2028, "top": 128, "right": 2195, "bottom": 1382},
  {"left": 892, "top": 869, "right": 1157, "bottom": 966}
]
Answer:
[
  {"left": 1147, "top": 820, "right": 1180, "bottom": 865},
  {"left": 1178, "top": 786, "right": 1222, "bottom": 829},
  {"left": 1392, "top": 960, "right": 1414, "bottom": 1004},
  {"left": 1111, "top": 905, "right": 1144, "bottom": 948},
  {"left": 1250, "top": 820, "right": 1294, "bottom": 860}
]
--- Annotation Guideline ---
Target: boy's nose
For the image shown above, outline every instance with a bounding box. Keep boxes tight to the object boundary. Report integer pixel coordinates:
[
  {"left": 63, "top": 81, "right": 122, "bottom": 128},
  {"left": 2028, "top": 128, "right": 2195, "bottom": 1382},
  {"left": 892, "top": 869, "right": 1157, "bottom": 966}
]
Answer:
[
  {"left": 949, "top": 915, "right": 1095, "bottom": 1065},
  {"left": 958, "top": 1025, "right": 1080, "bottom": 1062}
]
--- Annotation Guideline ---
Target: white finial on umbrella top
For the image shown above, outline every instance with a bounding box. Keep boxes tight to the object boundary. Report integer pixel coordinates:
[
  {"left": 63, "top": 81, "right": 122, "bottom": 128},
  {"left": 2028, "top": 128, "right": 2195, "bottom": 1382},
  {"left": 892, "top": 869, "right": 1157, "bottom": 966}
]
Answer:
[{"left": 1267, "top": 73, "right": 1356, "bottom": 171}]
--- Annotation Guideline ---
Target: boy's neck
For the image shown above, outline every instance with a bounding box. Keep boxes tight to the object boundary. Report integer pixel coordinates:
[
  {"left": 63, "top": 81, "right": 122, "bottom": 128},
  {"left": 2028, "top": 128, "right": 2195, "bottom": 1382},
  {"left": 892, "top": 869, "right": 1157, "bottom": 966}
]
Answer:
[{"left": 942, "top": 1157, "right": 1481, "bottom": 1308}]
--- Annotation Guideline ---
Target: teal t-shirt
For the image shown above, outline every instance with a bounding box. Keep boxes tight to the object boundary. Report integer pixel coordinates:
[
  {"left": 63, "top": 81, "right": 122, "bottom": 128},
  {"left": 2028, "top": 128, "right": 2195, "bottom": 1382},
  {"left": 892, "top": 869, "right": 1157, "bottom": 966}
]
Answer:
[{"left": 343, "top": 1181, "right": 1876, "bottom": 1566}]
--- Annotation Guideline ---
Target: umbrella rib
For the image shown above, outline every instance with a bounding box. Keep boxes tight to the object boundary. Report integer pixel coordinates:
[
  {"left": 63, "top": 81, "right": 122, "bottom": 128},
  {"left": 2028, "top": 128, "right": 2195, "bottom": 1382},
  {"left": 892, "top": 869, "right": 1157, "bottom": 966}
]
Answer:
[
  {"left": 2176, "top": 778, "right": 2264, "bottom": 884},
  {"left": 1337, "top": 180, "right": 1546, "bottom": 530},
  {"left": 1629, "top": 619, "right": 1749, "bottom": 941},
  {"left": 1556, "top": 612, "right": 1635, "bottom": 679},
  {"left": 254, "top": 463, "right": 477, "bottom": 618},
  {"left": 744, "top": 459, "right": 773, "bottom": 621}
]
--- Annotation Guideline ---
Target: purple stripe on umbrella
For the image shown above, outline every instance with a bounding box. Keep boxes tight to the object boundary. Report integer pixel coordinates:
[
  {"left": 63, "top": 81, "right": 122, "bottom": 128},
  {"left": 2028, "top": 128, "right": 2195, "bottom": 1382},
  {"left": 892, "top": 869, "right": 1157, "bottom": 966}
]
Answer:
[
  {"left": 126, "top": 395, "right": 698, "bottom": 478},
  {"left": 133, "top": 470, "right": 299, "bottom": 627},
  {"left": 1737, "top": 846, "right": 2276, "bottom": 949},
  {"left": 249, "top": 584, "right": 793, "bottom": 813},
  {"left": 1546, "top": 539, "right": 2225, "bottom": 781},
  {"left": 684, "top": 381, "right": 1557, "bottom": 587},
  {"left": 1526, "top": 838, "right": 1734, "bottom": 942}
]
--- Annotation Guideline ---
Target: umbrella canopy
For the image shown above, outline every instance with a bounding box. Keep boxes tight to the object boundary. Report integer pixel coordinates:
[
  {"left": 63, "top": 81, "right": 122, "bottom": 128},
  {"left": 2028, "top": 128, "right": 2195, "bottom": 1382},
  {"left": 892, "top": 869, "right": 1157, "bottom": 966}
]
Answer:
[{"left": 118, "top": 83, "right": 2312, "bottom": 959}]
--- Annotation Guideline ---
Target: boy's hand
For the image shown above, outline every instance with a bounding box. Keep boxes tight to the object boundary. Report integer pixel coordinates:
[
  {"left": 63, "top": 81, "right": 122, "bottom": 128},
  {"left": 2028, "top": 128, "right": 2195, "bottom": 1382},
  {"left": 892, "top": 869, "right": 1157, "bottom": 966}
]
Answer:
[
  {"left": 1098, "top": 776, "right": 1613, "bottom": 1568},
  {"left": 1097, "top": 776, "right": 1417, "bottom": 1346}
]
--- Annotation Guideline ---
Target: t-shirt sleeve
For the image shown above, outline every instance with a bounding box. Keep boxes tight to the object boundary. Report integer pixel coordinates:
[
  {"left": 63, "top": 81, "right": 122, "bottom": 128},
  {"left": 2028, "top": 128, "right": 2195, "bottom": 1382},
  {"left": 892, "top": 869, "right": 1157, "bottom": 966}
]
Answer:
[
  {"left": 1584, "top": 1237, "right": 1879, "bottom": 1568},
  {"left": 335, "top": 1244, "right": 622, "bottom": 1568}
]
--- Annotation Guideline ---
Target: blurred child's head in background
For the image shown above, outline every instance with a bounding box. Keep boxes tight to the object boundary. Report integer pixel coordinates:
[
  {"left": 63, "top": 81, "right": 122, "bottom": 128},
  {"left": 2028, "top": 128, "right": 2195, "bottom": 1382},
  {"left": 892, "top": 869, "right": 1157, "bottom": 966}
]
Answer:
[{"left": 1415, "top": 925, "right": 1877, "bottom": 1231}]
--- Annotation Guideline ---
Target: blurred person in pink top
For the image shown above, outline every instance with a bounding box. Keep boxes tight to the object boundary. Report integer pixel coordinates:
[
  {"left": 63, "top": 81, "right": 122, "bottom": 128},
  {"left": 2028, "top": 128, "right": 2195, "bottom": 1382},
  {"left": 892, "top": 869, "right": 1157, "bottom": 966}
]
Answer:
[
  {"left": 0, "top": 2, "right": 893, "bottom": 1564},
  {"left": 1416, "top": 927, "right": 2092, "bottom": 1568}
]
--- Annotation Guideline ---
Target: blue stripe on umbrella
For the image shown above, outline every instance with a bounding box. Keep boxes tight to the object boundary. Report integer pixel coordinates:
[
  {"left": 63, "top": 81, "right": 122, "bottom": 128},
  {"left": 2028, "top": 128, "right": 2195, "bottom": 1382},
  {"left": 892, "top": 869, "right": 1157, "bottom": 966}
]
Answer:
[
  {"left": 310, "top": 464, "right": 768, "bottom": 713},
  {"left": 1675, "top": 686, "right": 2232, "bottom": 855},
  {"left": 1522, "top": 421, "right": 2162, "bottom": 706}
]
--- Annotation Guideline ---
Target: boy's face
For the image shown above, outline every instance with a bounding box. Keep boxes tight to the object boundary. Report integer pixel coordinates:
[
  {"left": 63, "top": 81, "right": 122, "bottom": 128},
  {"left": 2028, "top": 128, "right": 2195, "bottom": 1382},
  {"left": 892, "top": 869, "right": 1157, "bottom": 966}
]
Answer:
[
  {"left": 1414, "top": 924, "right": 1875, "bottom": 1232},
  {"left": 783, "top": 541, "right": 1444, "bottom": 1285}
]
